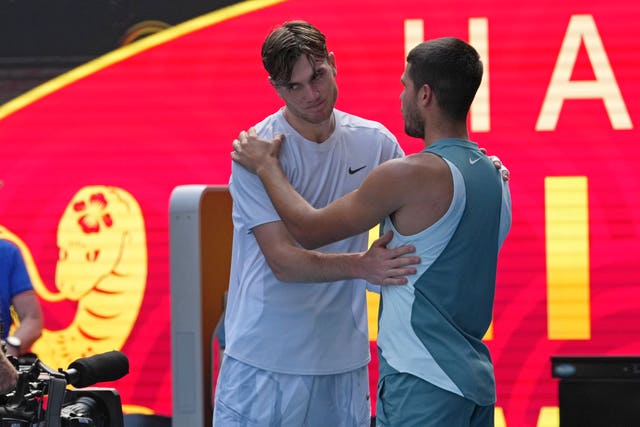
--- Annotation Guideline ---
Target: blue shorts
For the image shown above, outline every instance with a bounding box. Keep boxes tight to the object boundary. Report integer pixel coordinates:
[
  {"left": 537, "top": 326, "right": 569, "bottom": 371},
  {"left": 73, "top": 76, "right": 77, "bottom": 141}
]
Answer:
[
  {"left": 376, "top": 373, "right": 494, "bottom": 427},
  {"left": 213, "top": 356, "right": 371, "bottom": 427}
]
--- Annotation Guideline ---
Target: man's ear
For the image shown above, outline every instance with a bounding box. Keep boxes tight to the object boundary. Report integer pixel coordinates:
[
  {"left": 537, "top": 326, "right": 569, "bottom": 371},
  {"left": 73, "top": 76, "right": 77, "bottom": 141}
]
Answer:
[
  {"left": 328, "top": 52, "right": 337, "bottom": 77},
  {"left": 420, "top": 84, "right": 433, "bottom": 107}
]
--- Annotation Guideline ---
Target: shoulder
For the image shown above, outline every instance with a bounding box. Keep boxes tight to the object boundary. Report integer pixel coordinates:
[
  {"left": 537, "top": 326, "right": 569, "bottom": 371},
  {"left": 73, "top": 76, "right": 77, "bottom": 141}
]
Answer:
[
  {"left": 405, "top": 151, "right": 449, "bottom": 170},
  {"left": 335, "top": 110, "right": 403, "bottom": 159},
  {"left": 0, "top": 240, "right": 20, "bottom": 258},
  {"left": 253, "top": 110, "right": 282, "bottom": 134},
  {"left": 335, "top": 110, "right": 397, "bottom": 142},
  {"left": 375, "top": 152, "right": 449, "bottom": 182}
]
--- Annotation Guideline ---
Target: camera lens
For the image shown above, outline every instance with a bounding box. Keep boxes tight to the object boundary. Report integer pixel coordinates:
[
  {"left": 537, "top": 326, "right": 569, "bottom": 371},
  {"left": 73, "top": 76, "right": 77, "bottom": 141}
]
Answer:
[{"left": 61, "top": 396, "right": 105, "bottom": 425}]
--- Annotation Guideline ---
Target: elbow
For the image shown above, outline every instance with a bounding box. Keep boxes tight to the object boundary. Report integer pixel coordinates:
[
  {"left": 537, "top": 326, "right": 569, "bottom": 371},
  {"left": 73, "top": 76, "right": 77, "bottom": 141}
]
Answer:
[
  {"left": 296, "top": 237, "right": 321, "bottom": 250},
  {"left": 271, "top": 267, "right": 296, "bottom": 282},
  {"left": 285, "top": 225, "right": 326, "bottom": 250},
  {"left": 266, "top": 259, "right": 297, "bottom": 282},
  {"left": 272, "top": 269, "right": 292, "bottom": 282}
]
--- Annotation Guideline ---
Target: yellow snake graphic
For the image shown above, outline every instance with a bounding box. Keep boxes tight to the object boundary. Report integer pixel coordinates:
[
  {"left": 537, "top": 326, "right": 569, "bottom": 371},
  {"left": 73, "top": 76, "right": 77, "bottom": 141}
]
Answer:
[{"left": 0, "top": 185, "right": 147, "bottom": 369}]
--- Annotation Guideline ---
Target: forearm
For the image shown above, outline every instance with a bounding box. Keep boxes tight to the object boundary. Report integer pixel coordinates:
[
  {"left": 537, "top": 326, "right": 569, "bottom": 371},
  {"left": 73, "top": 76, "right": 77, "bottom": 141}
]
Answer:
[
  {"left": 268, "top": 247, "right": 365, "bottom": 283},
  {"left": 255, "top": 221, "right": 417, "bottom": 285},
  {"left": 12, "top": 317, "right": 43, "bottom": 354},
  {"left": 11, "top": 291, "right": 43, "bottom": 355}
]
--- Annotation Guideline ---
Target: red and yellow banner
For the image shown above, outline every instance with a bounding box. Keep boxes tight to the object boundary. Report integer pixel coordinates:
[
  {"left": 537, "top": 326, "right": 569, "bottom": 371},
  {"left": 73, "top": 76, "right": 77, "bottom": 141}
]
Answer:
[{"left": 1, "top": 0, "right": 639, "bottom": 425}]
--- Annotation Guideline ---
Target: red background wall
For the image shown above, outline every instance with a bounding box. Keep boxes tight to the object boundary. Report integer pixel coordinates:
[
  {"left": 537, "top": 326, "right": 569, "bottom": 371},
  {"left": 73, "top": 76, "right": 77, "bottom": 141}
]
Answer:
[{"left": 0, "top": 0, "right": 639, "bottom": 425}]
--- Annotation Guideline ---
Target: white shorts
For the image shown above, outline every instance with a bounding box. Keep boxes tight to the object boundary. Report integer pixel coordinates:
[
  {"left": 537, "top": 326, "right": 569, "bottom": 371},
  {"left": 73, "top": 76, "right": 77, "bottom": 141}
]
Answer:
[{"left": 213, "top": 356, "right": 371, "bottom": 427}]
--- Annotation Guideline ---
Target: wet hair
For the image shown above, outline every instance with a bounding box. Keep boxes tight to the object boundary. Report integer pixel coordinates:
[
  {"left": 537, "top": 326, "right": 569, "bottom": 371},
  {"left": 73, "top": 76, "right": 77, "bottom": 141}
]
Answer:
[
  {"left": 406, "top": 37, "right": 483, "bottom": 121},
  {"left": 261, "top": 20, "right": 329, "bottom": 86}
]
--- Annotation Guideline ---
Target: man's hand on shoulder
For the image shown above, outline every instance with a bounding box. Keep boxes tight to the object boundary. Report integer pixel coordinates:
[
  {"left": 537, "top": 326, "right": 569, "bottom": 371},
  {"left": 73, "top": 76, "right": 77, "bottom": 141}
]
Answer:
[
  {"left": 231, "top": 127, "right": 284, "bottom": 175},
  {"left": 479, "top": 147, "right": 510, "bottom": 182},
  {"left": 359, "top": 231, "right": 420, "bottom": 285}
]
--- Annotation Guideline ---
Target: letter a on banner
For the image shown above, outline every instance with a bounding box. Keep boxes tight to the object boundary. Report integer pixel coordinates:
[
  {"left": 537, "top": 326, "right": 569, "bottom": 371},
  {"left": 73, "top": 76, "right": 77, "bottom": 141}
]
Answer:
[{"left": 536, "top": 14, "right": 632, "bottom": 131}]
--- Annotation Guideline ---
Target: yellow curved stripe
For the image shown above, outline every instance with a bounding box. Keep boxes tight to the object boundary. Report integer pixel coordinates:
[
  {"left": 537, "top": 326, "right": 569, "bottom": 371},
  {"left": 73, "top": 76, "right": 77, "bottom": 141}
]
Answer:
[{"left": 0, "top": 0, "right": 286, "bottom": 121}]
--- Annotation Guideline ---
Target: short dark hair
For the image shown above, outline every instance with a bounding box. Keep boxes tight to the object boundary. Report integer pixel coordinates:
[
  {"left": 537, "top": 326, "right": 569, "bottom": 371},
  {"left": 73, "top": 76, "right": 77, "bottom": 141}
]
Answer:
[
  {"left": 261, "top": 20, "right": 329, "bottom": 86},
  {"left": 406, "top": 37, "right": 483, "bottom": 121}
]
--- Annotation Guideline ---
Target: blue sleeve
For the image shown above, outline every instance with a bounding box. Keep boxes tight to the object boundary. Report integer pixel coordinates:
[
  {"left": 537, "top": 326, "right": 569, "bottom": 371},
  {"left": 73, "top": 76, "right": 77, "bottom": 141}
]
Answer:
[
  {"left": 0, "top": 241, "right": 33, "bottom": 338},
  {"left": 8, "top": 242, "right": 33, "bottom": 298}
]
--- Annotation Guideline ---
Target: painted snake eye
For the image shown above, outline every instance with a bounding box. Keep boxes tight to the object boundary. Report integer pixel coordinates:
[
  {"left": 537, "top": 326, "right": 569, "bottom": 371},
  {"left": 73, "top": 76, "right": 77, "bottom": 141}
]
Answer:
[{"left": 86, "top": 249, "right": 100, "bottom": 262}]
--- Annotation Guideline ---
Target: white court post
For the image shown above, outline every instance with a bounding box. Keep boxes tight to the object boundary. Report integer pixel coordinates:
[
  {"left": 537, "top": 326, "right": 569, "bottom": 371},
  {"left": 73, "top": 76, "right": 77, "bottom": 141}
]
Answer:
[{"left": 169, "top": 185, "right": 232, "bottom": 427}]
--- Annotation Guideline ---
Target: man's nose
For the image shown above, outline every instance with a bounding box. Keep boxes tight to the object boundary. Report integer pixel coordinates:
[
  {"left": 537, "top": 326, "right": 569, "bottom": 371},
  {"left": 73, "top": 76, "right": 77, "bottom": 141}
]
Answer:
[{"left": 304, "top": 83, "right": 320, "bottom": 99}]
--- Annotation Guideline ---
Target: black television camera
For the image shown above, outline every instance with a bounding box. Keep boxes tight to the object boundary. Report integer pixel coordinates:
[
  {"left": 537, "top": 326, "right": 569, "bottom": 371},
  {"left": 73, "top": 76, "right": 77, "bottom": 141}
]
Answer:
[{"left": 0, "top": 349, "right": 129, "bottom": 426}]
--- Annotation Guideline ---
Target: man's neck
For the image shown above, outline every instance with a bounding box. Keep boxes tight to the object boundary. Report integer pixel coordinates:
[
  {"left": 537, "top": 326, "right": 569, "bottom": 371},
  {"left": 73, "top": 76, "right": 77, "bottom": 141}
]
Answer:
[
  {"left": 283, "top": 108, "right": 336, "bottom": 143},
  {"left": 423, "top": 120, "right": 469, "bottom": 148}
]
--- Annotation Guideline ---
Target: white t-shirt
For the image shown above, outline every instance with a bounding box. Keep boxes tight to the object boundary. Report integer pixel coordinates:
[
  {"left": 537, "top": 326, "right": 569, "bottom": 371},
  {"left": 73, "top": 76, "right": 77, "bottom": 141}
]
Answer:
[{"left": 225, "top": 108, "right": 403, "bottom": 375}]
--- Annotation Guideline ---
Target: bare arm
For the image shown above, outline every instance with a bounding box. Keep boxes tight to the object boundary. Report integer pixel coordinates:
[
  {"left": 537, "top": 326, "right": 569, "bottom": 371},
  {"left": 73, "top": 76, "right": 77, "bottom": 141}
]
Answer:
[
  {"left": 232, "top": 128, "right": 407, "bottom": 249},
  {"left": 232, "top": 128, "right": 507, "bottom": 249},
  {"left": 253, "top": 220, "right": 418, "bottom": 285},
  {"left": 9, "top": 290, "right": 43, "bottom": 357}
]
